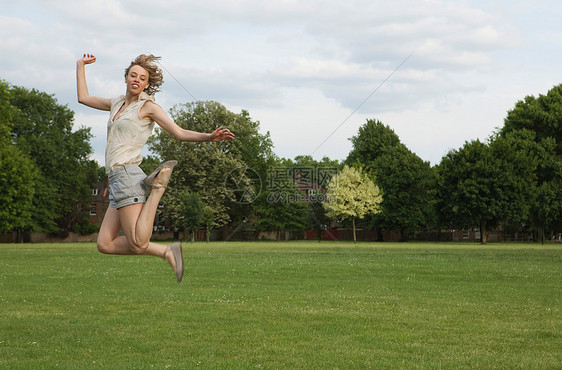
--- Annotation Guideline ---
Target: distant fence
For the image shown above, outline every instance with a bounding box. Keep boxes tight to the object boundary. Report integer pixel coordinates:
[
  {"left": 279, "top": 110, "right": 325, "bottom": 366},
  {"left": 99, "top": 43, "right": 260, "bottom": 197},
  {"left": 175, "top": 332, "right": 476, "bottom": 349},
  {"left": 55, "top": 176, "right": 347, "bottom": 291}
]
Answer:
[{"left": 0, "top": 229, "right": 555, "bottom": 243}]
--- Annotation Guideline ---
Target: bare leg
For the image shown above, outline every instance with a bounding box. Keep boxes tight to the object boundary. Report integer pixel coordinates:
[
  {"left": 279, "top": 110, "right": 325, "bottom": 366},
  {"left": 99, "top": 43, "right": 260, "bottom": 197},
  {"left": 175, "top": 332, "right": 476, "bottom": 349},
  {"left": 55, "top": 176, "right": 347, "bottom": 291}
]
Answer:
[
  {"left": 97, "top": 207, "right": 177, "bottom": 271},
  {"left": 96, "top": 168, "right": 178, "bottom": 272},
  {"left": 119, "top": 167, "right": 172, "bottom": 250},
  {"left": 105, "top": 167, "right": 171, "bottom": 251}
]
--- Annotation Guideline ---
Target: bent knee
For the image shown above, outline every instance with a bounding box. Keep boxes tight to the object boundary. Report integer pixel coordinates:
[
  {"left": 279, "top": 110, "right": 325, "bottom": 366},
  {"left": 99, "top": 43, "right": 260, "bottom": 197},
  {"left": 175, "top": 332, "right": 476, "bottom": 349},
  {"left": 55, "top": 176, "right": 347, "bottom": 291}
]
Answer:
[
  {"left": 129, "top": 240, "right": 149, "bottom": 254},
  {"left": 97, "top": 239, "right": 113, "bottom": 254}
]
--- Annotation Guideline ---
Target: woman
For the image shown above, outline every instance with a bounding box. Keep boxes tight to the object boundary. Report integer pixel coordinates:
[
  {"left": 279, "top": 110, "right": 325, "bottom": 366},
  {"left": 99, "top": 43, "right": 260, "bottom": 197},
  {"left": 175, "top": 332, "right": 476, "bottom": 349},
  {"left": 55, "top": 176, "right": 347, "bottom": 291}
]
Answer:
[{"left": 76, "top": 53, "right": 235, "bottom": 282}]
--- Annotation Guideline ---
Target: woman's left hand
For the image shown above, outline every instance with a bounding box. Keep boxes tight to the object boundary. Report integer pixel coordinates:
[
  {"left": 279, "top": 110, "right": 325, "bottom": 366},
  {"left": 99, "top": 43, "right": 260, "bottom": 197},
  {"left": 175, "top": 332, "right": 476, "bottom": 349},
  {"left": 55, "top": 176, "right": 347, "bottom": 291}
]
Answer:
[{"left": 210, "top": 126, "right": 236, "bottom": 142}]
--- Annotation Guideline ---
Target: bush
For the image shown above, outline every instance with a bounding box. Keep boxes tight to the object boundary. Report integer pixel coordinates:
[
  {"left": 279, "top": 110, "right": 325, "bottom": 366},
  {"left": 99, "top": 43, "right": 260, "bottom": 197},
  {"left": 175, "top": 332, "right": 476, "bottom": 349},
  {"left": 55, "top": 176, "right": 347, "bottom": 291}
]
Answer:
[{"left": 73, "top": 219, "right": 100, "bottom": 235}]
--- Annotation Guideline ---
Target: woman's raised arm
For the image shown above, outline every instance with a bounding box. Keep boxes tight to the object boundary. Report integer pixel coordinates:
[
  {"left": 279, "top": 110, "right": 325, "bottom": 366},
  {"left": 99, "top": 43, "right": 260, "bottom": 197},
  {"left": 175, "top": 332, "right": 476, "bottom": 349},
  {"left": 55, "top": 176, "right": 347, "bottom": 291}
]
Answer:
[{"left": 76, "top": 54, "right": 111, "bottom": 111}]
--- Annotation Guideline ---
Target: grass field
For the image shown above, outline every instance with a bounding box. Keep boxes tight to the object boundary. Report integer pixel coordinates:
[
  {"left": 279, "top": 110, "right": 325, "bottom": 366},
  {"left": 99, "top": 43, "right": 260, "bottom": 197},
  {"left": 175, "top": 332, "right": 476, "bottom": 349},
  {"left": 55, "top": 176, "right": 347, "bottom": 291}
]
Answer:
[{"left": 0, "top": 241, "right": 560, "bottom": 368}]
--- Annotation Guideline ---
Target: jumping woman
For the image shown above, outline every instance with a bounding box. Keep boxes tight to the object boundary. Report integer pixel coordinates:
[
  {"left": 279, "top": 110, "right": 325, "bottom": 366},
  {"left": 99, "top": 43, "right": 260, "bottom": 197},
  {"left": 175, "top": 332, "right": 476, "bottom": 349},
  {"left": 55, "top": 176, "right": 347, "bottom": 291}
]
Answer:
[{"left": 76, "top": 53, "right": 235, "bottom": 282}]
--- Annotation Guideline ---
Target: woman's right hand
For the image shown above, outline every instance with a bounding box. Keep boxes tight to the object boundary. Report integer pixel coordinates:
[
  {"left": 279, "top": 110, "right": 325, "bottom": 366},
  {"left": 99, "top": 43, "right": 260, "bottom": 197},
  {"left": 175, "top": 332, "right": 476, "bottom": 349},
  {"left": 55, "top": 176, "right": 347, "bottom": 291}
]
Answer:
[{"left": 77, "top": 53, "right": 96, "bottom": 66}]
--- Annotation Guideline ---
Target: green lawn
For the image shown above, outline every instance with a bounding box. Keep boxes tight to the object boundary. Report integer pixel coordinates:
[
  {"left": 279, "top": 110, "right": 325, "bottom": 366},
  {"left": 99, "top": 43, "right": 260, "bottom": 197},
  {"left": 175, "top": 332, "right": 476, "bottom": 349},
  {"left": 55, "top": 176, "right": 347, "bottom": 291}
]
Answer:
[{"left": 0, "top": 241, "right": 560, "bottom": 368}]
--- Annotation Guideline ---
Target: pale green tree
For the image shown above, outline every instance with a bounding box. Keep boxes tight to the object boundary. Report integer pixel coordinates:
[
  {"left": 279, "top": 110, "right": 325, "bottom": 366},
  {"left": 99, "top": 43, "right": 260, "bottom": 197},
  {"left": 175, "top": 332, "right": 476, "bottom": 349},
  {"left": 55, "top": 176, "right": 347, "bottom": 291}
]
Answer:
[{"left": 324, "top": 166, "right": 383, "bottom": 243}]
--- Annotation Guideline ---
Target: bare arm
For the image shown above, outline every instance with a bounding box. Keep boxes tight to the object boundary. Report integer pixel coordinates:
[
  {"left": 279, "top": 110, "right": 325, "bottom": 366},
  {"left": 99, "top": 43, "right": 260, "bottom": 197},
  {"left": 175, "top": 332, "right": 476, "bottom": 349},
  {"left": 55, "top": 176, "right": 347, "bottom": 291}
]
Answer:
[
  {"left": 76, "top": 54, "right": 111, "bottom": 111},
  {"left": 141, "top": 101, "right": 236, "bottom": 142}
]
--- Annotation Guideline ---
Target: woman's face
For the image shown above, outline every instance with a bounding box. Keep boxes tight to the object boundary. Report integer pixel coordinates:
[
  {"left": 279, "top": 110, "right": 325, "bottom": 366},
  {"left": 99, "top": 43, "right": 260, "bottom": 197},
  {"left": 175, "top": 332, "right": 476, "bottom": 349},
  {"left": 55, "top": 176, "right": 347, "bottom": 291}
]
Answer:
[{"left": 126, "top": 65, "right": 150, "bottom": 95}]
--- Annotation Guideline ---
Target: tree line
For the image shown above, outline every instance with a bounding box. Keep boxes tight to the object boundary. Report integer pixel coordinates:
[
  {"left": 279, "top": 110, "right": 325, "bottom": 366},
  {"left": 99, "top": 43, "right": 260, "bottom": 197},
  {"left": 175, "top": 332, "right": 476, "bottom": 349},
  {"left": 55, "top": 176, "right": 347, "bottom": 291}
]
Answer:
[
  {"left": 1, "top": 78, "right": 561, "bottom": 243},
  {"left": 0, "top": 80, "right": 98, "bottom": 241}
]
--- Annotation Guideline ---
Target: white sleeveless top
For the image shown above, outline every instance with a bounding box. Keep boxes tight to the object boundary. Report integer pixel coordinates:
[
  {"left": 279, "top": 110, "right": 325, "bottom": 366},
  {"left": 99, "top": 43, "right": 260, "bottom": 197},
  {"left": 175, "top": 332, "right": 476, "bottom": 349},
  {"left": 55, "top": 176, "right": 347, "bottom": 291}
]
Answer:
[{"left": 105, "top": 92, "right": 155, "bottom": 174}]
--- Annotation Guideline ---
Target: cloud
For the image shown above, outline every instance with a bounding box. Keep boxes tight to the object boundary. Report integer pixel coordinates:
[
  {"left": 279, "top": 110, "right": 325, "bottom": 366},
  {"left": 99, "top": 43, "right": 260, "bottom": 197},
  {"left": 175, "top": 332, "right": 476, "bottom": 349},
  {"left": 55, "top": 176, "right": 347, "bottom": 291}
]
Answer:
[{"left": 1, "top": 0, "right": 552, "bottom": 167}]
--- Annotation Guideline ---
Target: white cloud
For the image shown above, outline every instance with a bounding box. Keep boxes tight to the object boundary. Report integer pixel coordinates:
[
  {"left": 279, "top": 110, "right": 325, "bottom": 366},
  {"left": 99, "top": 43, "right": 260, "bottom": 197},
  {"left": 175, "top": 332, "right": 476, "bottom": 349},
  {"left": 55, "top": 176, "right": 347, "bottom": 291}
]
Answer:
[{"left": 1, "top": 0, "right": 559, "bottom": 167}]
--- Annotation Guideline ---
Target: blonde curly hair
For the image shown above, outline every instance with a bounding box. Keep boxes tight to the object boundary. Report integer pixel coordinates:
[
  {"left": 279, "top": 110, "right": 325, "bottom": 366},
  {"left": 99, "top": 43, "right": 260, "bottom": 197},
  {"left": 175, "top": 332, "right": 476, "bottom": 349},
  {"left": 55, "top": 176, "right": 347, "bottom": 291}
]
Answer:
[{"left": 124, "top": 54, "right": 164, "bottom": 95}]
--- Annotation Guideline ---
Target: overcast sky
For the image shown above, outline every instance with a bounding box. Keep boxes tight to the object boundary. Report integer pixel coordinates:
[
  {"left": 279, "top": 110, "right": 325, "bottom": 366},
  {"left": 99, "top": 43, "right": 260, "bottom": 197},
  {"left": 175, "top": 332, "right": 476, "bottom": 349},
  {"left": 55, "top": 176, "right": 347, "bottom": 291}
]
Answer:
[{"left": 2, "top": 0, "right": 561, "bottom": 166}]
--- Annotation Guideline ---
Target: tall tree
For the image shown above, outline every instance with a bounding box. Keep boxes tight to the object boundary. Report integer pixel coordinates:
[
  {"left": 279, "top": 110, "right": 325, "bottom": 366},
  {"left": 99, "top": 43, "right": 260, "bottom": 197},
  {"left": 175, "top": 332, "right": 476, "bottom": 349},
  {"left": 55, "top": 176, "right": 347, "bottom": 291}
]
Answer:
[
  {"left": 530, "top": 137, "right": 562, "bottom": 242},
  {"left": 500, "top": 84, "right": 562, "bottom": 240},
  {"left": 308, "top": 200, "right": 331, "bottom": 242},
  {"left": 489, "top": 129, "right": 538, "bottom": 231},
  {"left": 253, "top": 172, "right": 309, "bottom": 241},
  {"left": 0, "top": 80, "right": 37, "bottom": 235},
  {"left": 8, "top": 85, "right": 97, "bottom": 235},
  {"left": 437, "top": 140, "right": 497, "bottom": 243},
  {"left": 149, "top": 101, "right": 274, "bottom": 232},
  {"left": 501, "top": 84, "right": 562, "bottom": 154},
  {"left": 324, "top": 165, "right": 382, "bottom": 243},
  {"left": 437, "top": 132, "right": 537, "bottom": 244},
  {"left": 346, "top": 119, "right": 436, "bottom": 240}
]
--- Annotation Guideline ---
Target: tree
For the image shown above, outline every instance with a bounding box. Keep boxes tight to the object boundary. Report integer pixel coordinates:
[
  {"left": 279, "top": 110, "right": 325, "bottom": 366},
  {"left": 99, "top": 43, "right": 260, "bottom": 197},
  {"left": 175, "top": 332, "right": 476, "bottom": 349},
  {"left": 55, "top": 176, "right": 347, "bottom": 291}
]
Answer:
[
  {"left": 501, "top": 84, "right": 562, "bottom": 155},
  {"left": 531, "top": 137, "right": 562, "bottom": 242},
  {"left": 324, "top": 165, "right": 382, "bottom": 243},
  {"left": 0, "top": 80, "right": 37, "bottom": 234},
  {"left": 308, "top": 200, "right": 331, "bottom": 242},
  {"left": 500, "top": 85, "right": 562, "bottom": 240},
  {"left": 346, "top": 119, "right": 436, "bottom": 240},
  {"left": 8, "top": 84, "right": 97, "bottom": 235},
  {"left": 489, "top": 130, "right": 538, "bottom": 231},
  {"left": 281, "top": 155, "right": 340, "bottom": 170},
  {"left": 174, "top": 191, "right": 205, "bottom": 242},
  {"left": 202, "top": 205, "right": 217, "bottom": 243},
  {"left": 149, "top": 101, "right": 274, "bottom": 233},
  {"left": 253, "top": 181, "right": 309, "bottom": 241},
  {"left": 346, "top": 119, "right": 402, "bottom": 163},
  {"left": 0, "top": 146, "right": 37, "bottom": 234},
  {"left": 436, "top": 132, "right": 537, "bottom": 244},
  {"left": 437, "top": 140, "right": 497, "bottom": 243}
]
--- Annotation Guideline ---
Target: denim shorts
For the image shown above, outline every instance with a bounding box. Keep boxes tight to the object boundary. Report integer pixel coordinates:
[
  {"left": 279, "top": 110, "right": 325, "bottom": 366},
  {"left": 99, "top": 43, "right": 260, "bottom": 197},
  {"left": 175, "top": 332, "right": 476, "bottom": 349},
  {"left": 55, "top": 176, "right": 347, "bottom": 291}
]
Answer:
[{"left": 108, "top": 165, "right": 149, "bottom": 209}]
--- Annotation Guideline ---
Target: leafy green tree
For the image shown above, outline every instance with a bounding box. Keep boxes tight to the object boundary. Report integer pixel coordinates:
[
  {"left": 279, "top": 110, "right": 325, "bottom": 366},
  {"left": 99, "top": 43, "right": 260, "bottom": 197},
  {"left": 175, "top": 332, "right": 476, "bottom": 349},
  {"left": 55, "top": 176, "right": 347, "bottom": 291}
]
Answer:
[
  {"left": 437, "top": 140, "right": 496, "bottom": 243},
  {"left": 149, "top": 101, "right": 274, "bottom": 232},
  {"left": 437, "top": 132, "right": 537, "bottom": 244},
  {"left": 324, "top": 165, "right": 382, "bottom": 243},
  {"left": 531, "top": 137, "right": 562, "bottom": 242},
  {"left": 370, "top": 145, "right": 436, "bottom": 240},
  {"left": 253, "top": 192, "right": 309, "bottom": 241},
  {"left": 281, "top": 155, "right": 340, "bottom": 170},
  {"left": 174, "top": 191, "right": 205, "bottom": 242},
  {"left": 0, "top": 80, "right": 15, "bottom": 140},
  {"left": 501, "top": 84, "right": 562, "bottom": 155},
  {"left": 202, "top": 205, "right": 217, "bottom": 242},
  {"left": 489, "top": 130, "right": 538, "bottom": 230},
  {"left": 0, "top": 143, "right": 37, "bottom": 233},
  {"left": 0, "top": 147, "right": 38, "bottom": 234},
  {"left": 308, "top": 200, "right": 331, "bottom": 242},
  {"left": 8, "top": 84, "right": 97, "bottom": 235},
  {"left": 0, "top": 80, "right": 37, "bottom": 234},
  {"left": 500, "top": 85, "right": 562, "bottom": 240},
  {"left": 346, "top": 119, "right": 401, "bottom": 163},
  {"left": 252, "top": 171, "right": 309, "bottom": 241},
  {"left": 346, "top": 119, "right": 436, "bottom": 240}
]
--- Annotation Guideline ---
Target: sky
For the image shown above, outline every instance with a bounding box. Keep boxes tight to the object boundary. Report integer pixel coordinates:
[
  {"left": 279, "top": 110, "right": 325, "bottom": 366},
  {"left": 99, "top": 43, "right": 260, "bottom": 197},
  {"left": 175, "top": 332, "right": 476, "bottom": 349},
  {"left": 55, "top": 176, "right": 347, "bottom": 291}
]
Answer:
[{"left": 1, "top": 0, "right": 561, "bottom": 166}]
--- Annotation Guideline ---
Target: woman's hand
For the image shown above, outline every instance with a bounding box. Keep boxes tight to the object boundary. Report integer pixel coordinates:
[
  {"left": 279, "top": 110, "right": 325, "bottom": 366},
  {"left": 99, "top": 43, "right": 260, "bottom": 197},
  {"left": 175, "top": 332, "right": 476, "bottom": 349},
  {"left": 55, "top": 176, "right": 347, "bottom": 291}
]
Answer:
[
  {"left": 76, "top": 53, "right": 110, "bottom": 111},
  {"left": 77, "top": 53, "right": 96, "bottom": 66},
  {"left": 210, "top": 126, "right": 236, "bottom": 142}
]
